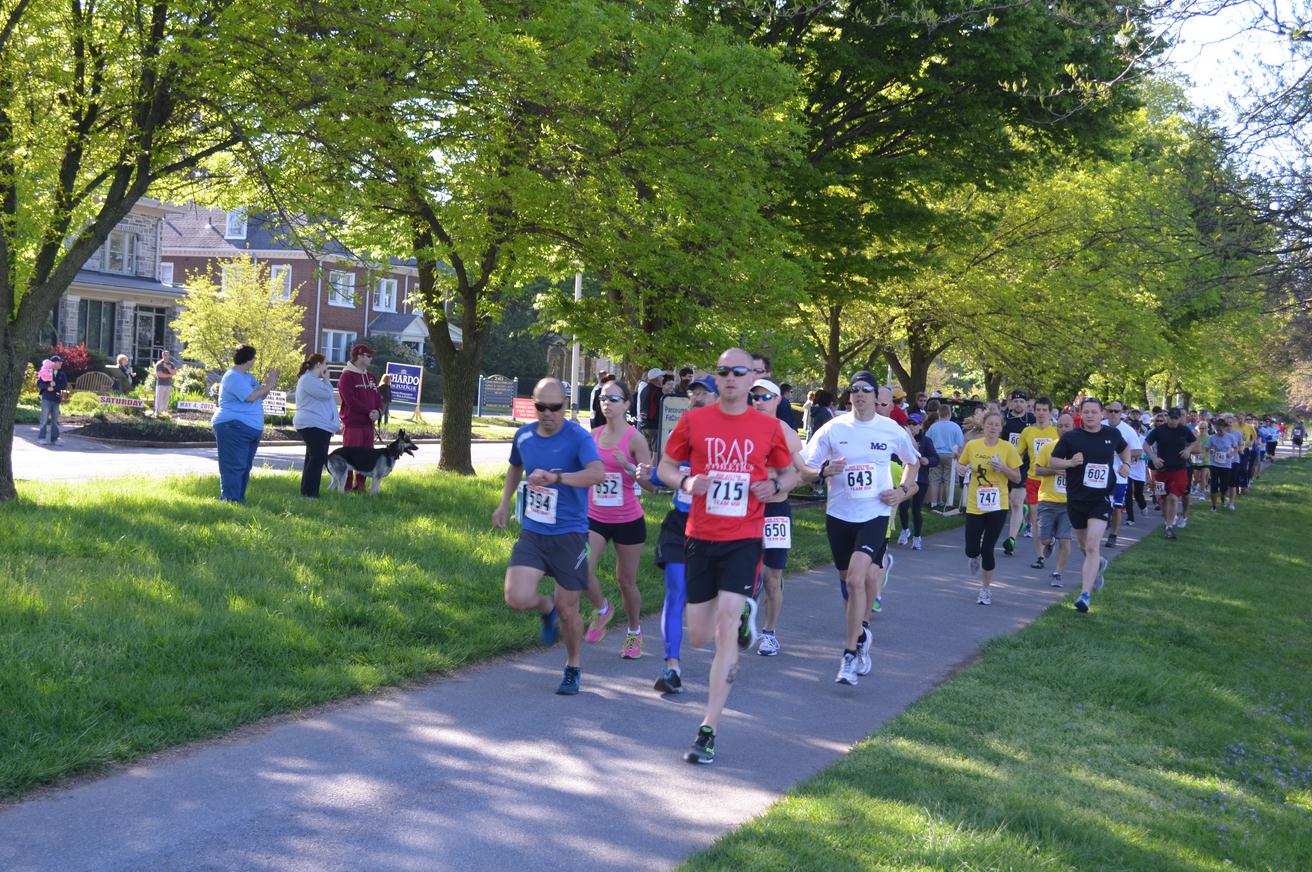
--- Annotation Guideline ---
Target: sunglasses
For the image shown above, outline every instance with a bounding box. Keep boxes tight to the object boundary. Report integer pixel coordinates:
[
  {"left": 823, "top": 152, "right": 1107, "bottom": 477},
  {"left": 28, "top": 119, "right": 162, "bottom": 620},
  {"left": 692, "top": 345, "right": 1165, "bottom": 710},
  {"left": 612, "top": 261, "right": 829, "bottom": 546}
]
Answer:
[
  {"left": 1109, "top": 408, "right": 1124, "bottom": 413},
  {"left": 599, "top": 394, "right": 626, "bottom": 403},
  {"left": 534, "top": 402, "right": 564, "bottom": 413},
  {"left": 848, "top": 384, "right": 877, "bottom": 394},
  {"left": 749, "top": 392, "right": 777, "bottom": 402},
  {"left": 716, "top": 365, "right": 752, "bottom": 377}
]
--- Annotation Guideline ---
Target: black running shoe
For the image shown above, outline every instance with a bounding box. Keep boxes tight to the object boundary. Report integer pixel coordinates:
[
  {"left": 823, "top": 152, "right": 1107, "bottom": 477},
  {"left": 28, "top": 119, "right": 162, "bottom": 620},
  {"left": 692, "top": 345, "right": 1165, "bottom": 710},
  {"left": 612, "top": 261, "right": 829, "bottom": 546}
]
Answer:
[
  {"left": 1003, "top": 536, "right": 1016, "bottom": 556},
  {"left": 654, "top": 668, "right": 684, "bottom": 694},
  {"left": 685, "top": 726, "right": 715, "bottom": 764}
]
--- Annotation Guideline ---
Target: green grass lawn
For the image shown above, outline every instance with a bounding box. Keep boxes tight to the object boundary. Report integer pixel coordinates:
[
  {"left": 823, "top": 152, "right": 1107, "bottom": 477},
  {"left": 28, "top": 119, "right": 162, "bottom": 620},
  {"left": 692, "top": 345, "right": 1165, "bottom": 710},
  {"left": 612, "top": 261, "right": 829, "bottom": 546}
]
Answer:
[
  {"left": 0, "top": 473, "right": 956, "bottom": 797},
  {"left": 685, "top": 459, "right": 1312, "bottom": 872}
]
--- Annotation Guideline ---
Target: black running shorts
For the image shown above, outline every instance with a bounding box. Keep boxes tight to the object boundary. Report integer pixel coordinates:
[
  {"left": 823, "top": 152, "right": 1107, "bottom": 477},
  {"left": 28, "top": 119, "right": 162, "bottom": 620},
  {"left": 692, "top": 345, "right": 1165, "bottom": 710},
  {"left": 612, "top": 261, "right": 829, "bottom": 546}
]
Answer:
[
  {"left": 685, "top": 536, "right": 763, "bottom": 604},
  {"left": 508, "top": 530, "right": 590, "bottom": 591},
  {"left": 1066, "top": 497, "right": 1112, "bottom": 530},
  {"left": 825, "top": 514, "right": 889, "bottom": 573},
  {"left": 654, "top": 509, "right": 688, "bottom": 569},
  {"left": 588, "top": 515, "right": 647, "bottom": 546}
]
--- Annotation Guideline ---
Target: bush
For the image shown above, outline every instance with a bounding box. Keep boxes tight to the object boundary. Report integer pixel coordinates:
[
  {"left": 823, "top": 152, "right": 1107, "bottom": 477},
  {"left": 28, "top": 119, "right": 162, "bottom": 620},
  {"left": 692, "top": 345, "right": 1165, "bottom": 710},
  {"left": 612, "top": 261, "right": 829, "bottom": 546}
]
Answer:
[
  {"left": 30, "top": 342, "right": 111, "bottom": 382},
  {"left": 63, "top": 392, "right": 103, "bottom": 415},
  {"left": 19, "top": 364, "right": 38, "bottom": 402}
]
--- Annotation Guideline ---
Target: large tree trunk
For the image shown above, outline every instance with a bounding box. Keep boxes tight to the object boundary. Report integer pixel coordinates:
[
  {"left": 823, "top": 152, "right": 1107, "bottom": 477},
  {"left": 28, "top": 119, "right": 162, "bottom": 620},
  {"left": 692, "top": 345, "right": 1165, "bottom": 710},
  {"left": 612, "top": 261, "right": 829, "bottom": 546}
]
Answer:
[
  {"left": 822, "top": 303, "right": 842, "bottom": 393},
  {"left": 436, "top": 341, "right": 483, "bottom": 474},
  {"left": 0, "top": 325, "right": 30, "bottom": 501},
  {"left": 983, "top": 367, "right": 1003, "bottom": 402}
]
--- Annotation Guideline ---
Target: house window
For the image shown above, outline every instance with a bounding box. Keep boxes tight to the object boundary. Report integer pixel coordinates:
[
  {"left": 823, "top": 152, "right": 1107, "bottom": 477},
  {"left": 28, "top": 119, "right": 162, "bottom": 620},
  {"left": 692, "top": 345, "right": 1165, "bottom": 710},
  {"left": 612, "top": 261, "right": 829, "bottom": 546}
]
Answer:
[
  {"left": 76, "top": 299, "right": 118, "bottom": 356},
  {"left": 159, "top": 262, "right": 175, "bottom": 286},
  {"left": 225, "top": 208, "right": 247, "bottom": 239},
  {"left": 220, "top": 262, "right": 245, "bottom": 292},
  {"left": 270, "top": 264, "right": 292, "bottom": 301},
  {"left": 104, "top": 230, "right": 138, "bottom": 275},
  {"left": 328, "top": 270, "right": 356, "bottom": 307},
  {"left": 374, "top": 277, "right": 398, "bottom": 311},
  {"left": 322, "top": 329, "right": 357, "bottom": 363}
]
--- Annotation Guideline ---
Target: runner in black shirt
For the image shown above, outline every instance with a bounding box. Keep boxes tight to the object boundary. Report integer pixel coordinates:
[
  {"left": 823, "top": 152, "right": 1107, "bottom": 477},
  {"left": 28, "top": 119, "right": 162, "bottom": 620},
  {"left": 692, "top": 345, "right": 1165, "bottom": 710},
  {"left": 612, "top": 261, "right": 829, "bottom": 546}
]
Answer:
[
  {"left": 1001, "top": 391, "right": 1036, "bottom": 555},
  {"left": 1144, "top": 408, "right": 1199, "bottom": 539},
  {"left": 1050, "top": 398, "right": 1130, "bottom": 613}
]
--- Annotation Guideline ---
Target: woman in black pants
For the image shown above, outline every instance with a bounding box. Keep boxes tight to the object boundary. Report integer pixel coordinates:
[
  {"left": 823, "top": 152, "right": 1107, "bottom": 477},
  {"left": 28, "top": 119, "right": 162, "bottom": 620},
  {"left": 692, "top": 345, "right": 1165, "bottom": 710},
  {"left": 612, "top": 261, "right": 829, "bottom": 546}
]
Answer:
[
  {"left": 292, "top": 353, "right": 340, "bottom": 497},
  {"left": 954, "top": 411, "right": 1022, "bottom": 606},
  {"left": 897, "top": 413, "right": 939, "bottom": 549}
]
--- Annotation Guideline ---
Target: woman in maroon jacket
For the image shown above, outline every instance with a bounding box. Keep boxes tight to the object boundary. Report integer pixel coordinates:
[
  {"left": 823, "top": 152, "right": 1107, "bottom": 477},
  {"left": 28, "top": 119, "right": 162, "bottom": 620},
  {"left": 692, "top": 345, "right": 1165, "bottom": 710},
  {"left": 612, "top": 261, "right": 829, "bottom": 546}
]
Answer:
[{"left": 337, "top": 343, "right": 384, "bottom": 491}]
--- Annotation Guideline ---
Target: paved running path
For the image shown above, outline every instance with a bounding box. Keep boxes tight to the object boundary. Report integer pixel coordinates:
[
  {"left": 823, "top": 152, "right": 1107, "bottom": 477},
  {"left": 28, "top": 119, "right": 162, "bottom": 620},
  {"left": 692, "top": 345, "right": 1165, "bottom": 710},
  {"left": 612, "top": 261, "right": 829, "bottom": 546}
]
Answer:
[{"left": 0, "top": 505, "right": 1167, "bottom": 871}]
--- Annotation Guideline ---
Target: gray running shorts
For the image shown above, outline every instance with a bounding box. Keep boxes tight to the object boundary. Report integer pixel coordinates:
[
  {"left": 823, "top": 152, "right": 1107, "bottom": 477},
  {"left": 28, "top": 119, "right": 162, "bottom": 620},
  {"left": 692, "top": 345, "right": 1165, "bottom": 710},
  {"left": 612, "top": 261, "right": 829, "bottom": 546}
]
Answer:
[{"left": 509, "top": 530, "right": 590, "bottom": 591}]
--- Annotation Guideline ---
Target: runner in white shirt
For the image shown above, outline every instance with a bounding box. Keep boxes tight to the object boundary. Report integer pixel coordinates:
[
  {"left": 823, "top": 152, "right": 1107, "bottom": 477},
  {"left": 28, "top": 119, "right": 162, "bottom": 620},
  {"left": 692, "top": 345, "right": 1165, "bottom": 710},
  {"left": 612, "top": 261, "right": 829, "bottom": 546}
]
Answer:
[
  {"left": 803, "top": 369, "right": 920, "bottom": 687},
  {"left": 1103, "top": 402, "right": 1143, "bottom": 547}
]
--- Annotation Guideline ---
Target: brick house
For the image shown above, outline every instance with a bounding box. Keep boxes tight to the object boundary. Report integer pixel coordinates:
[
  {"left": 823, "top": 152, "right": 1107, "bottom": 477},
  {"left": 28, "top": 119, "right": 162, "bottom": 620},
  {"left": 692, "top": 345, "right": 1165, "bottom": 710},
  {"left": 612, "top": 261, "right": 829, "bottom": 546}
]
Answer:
[
  {"left": 43, "top": 198, "right": 186, "bottom": 366},
  {"left": 160, "top": 204, "right": 458, "bottom": 362}
]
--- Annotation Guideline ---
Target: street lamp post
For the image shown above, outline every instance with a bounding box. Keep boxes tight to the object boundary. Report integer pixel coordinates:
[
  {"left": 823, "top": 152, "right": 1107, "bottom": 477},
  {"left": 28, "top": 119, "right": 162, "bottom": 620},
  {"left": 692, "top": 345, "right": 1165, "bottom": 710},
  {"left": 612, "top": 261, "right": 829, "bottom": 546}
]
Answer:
[{"left": 570, "top": 270, "right": 582, "bottom": 421}]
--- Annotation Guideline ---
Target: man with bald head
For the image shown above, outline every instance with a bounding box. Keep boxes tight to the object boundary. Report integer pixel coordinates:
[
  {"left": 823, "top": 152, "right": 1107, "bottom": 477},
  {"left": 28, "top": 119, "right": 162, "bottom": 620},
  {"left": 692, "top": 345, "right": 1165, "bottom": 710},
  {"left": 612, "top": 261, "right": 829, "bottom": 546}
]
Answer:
[{"left": 493, "top": 378, "right": 606, "bottom": 695}]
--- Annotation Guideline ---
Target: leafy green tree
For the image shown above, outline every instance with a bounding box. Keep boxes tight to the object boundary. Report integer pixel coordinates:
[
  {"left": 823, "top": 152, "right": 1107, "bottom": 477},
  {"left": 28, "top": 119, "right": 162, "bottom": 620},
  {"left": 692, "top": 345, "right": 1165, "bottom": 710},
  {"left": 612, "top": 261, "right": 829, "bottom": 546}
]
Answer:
[
  {"left": 171, "top": 258, "right": 306, "bottom": 387},
  {"left": 0, "top": 0, "right": 260, "bottom": 501}
]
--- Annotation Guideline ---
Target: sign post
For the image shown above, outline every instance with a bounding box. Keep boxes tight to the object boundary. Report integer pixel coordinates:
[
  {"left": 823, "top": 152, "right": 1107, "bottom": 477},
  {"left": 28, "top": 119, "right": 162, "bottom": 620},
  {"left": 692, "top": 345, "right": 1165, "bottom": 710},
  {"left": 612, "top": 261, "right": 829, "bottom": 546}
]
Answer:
[
  {"left": 262, "top": 390, "right": 287, "bottom": 416},
  {"left": 385, "top": 362, "right": 425, "bottom": 424},
  {"left": 658, "top": 395, "right": 690, "bottom": 458},
  {"left": 477, "top": 375, "right": 517, "bottom": 418}
]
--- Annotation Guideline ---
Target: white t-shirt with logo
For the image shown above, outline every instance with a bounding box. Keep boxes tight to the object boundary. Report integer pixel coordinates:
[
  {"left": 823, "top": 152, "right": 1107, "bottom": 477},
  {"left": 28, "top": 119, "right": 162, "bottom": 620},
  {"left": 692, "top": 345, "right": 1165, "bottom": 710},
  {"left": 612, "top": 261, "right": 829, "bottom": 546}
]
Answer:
[
  {"left": 1112, "top": 420, "right": 1143, "bottom": 483},
  {"left": 803, "top": 412, "right": 920, "bottom": 523}
]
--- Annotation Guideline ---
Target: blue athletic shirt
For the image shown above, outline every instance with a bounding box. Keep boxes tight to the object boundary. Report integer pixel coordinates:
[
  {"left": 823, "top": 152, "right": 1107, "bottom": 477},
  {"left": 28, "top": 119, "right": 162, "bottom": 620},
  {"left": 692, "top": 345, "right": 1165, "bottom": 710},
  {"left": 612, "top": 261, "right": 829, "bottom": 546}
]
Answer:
[
  {"left": 509, "top": 420, "right": 601, "bottom": 535},
  {"left": 650, "top": 463, "right": 693, "bottom": 512}
]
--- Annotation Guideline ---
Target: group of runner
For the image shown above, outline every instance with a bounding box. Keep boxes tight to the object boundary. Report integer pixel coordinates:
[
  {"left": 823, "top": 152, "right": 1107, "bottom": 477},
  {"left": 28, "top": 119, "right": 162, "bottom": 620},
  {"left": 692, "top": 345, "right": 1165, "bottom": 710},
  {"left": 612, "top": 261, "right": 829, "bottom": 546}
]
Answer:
[{"left": 491, "top": 357, "right": 1295, "bottom": 764}]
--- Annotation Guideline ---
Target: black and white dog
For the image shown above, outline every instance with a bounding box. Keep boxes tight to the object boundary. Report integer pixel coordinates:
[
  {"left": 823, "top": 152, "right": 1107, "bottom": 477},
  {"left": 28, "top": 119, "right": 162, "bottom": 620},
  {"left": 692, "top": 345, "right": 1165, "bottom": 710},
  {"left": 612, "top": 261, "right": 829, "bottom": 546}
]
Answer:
[{"left": 326, "top": 430, "right": 419, "bottom": 494}]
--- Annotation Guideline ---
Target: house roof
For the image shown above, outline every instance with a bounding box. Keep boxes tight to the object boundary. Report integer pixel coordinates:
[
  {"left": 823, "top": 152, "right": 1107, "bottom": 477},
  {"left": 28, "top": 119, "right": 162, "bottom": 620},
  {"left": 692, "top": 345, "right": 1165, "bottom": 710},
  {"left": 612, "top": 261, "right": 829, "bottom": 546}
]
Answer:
[
  {"left": 369, "top": 312, "right": 463, "bottom": 346},
  {"left": 72, "top": 269, "right": 184, "bottom": 299}
]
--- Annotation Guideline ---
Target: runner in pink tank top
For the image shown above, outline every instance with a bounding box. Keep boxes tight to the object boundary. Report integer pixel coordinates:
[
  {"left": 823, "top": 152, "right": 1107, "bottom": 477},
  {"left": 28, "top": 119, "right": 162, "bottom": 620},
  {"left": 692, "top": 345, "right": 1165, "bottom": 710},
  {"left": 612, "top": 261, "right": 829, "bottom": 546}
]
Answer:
[{"left": 584, "top": 380, "right": 656, "bottom": 658}]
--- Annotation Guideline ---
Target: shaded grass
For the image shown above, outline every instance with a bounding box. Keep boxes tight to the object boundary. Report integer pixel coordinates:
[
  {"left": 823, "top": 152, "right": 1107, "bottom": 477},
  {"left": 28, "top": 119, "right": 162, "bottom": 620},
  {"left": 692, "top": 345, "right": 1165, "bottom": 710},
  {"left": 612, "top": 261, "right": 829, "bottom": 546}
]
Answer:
[
  {"left": 684, "top": 459, "right": 1312, "bottom": 871},
  {"left": 0, "top": 473, "right": 955, "bottom": 797}
]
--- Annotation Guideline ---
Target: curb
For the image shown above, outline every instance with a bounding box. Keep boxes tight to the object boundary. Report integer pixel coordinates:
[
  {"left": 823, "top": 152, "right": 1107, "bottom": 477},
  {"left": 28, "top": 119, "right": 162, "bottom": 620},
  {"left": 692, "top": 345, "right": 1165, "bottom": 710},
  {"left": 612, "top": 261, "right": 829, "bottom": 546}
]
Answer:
[{"left": 68, "top": 434, "right": 507, "bottom": 449}]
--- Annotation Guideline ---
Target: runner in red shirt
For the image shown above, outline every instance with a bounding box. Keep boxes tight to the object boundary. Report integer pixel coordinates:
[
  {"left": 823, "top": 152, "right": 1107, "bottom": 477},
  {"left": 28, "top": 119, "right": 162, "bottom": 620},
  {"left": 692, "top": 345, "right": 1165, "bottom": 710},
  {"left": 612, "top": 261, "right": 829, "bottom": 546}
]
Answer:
[{"left": 658, "top": 348, "right": 799, "bottom": 765}]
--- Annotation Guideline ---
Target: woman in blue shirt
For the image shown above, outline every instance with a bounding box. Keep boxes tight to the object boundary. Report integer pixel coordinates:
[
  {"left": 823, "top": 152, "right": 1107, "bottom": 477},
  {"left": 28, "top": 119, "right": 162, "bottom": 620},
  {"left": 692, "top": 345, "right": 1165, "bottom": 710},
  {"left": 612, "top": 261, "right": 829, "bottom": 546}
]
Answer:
[{"left": 212, "top": 344, "right": 279, "bottom": 502}]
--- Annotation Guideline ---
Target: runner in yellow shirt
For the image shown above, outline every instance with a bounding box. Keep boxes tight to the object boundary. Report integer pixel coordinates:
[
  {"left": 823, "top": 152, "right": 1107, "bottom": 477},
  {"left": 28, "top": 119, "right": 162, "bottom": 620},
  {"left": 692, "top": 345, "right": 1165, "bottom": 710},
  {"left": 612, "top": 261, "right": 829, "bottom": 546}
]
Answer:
[
  {"left": 1032, "top": 412, "right": 1075, "bottom": 586},
  {"left": 1018, "top": 397, "right": 1059, "bottom": 566},
  {"left": 953, "top": 411, "right": 1021, "bottom": 606}
]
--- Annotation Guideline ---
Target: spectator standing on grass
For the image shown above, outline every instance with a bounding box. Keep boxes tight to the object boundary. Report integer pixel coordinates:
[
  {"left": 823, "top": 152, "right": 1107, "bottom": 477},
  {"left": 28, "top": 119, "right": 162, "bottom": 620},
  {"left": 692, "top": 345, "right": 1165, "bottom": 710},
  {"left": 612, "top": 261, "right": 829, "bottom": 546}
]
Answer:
[
  {"left": 154, "top": 350, "right": 177, "bottom": 415},
  {"left": 114, "top": 354, "right": 136, "bottom": 394},
  {"left": 35, "top": 355, "right": 68, "bottom": 446},
  {"left": 293, "top": 352, "right": 339, "bottom": 498},
  {"left": 212, "top": 344, "right": 278, "bottom": 504},
  {"left": 378, "top": 373, "right": 393, "bottom": 425},
  {"left": 337, "top": 343, "right": 384, "bottom": 493}
]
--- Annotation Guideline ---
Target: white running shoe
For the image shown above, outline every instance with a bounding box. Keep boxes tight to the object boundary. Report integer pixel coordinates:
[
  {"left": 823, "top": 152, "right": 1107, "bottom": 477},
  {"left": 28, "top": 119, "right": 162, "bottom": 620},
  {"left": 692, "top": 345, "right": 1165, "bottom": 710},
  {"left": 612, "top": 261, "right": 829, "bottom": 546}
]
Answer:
[
  {"left": 882, "top": 552, "right": 894, "bottom": 589},
  {"left": 757, "top": 632, "right": 780, "bottom": 657},
  {"left": 836, "top": 652, "right": 859, "bottom": 686},
  {"left": 1177, "top": 515, "right": 1188, "bottom": 529},
  {"left": 977, "top": 587, "right": 992, "bottom": 606},
  {"left": 911, "top": 536, "right": 923, "bottom": 550},
  {"left": 897, "top": 529, "right": 910, "bottom": 546},
  {"left": 855, "top": 628, "right": 873, "bottom": 675}
]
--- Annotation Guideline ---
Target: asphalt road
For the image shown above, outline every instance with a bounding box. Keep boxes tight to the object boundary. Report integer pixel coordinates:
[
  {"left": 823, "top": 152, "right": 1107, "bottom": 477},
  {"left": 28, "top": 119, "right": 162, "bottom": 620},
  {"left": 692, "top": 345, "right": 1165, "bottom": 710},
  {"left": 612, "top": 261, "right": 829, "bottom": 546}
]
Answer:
[{"left": 0, "top": 499, "right": 1168, "bottom": 871}]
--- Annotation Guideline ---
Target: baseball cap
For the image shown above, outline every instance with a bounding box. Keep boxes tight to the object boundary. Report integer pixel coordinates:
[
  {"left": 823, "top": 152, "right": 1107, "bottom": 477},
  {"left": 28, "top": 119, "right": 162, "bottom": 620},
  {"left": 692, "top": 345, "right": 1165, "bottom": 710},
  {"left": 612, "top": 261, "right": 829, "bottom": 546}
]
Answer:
[
  {"left": 1167, "top": 407, "right": 1183, "bottom": 418},
  {"left": 908, "top": 412, "right": 925, "bottom": 425},
  {"left": 892, "top": 388, "right": 907, "bottom": 400},
  {"left": 690, "top": 375, "right": 717, "bottom": 393},
  {"left": 645, "top": 367, "right": 664, "bottom": 380},
  {"left": 1010, "top": 390, "right": 1028, "bottom": 400},
  {"left": 751, "top": 378, "right": 782, "bottom": 396},
  {"left": 48, "top": 354, "right": 63, "bottom": 363},
  {"left": 850, "top": 369, "right": 879, "bottom": 388},
  {"left": 350, "top": 343, "right": 374, "bottom": 358}
]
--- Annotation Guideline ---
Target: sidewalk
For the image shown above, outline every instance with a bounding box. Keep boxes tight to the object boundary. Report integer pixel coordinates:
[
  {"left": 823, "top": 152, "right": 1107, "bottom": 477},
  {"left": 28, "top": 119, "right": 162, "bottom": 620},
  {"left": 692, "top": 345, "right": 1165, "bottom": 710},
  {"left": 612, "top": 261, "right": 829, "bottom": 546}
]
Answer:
[{"left": 0, "top": 508, "right": 1164, "bottom": 872}]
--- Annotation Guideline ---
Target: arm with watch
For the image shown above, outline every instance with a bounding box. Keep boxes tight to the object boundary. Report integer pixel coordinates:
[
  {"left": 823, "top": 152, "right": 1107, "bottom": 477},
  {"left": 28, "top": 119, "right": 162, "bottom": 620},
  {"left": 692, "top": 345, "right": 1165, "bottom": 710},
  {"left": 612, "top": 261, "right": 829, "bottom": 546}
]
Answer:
[{"left": 526, "top": 460, "right": 605, "bottom": 489}]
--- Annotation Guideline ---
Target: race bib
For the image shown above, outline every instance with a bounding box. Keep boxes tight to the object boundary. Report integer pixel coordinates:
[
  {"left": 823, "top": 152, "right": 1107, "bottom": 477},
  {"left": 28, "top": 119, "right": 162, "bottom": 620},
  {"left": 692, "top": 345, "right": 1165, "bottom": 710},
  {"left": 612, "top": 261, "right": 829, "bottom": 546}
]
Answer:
[
  {"left": 1211, "top": 450, "right": 1229, "bottom": 466},
  {"left": 524, "top": 484, "right": 557, "bottom": 525},
  {"left": 1008, "top": 433, "right": 1021, "bottom": 447},
  {"left": 976, "top": 486, "right": 1001, "bottom": 512},
  {"left": 763, "top": 516, "right": 792, "bottom": 549},
  {"left": 1154, "top": 480, "right": 1166, "bottom": 496},
  {"left": 593, "top": 472, "right": 623, "bottom": 507},
  {"left": 1054, "top": 473, "right": 1067, "bottom": 494},
  {"left": 1032, "top": 438, "right": 1053, "bottom": 455},
  {"left": 844, "top": 463, "right": 877, "bottom": 500},
  {"left": 707, "top": 470, "right": 751, "bottom": 517},
  {"left": 1083, "top": 463, "right": 1109, "bottom": 488}
]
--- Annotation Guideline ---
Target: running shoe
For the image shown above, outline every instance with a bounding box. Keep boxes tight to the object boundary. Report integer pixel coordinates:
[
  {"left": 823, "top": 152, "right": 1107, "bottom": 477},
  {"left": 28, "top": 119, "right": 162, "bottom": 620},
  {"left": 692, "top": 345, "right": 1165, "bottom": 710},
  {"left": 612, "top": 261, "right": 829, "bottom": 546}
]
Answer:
[
  {"left": 835, "top": 652, "right": 859, "bottom": 686},
  {"left": 1050, "top": 571, "right": 1063, "bottom": 587},
  {"left": 737, "top": 598, "right": 760, "bottom": 650},
  {"left": 1023, "top": 524, "right": 1032, "bottom": 538},
  {"left": 1164, "top": 526, "right": 1177, "bottom": 540},
  {"left": 1211, "top": 504, "right": 1218, "bottom": 512},
  {"left": 1003, "top": 536, "right": 1016, "bottom": 555},
  {"left": 584, "top": 599, "right": 614, "bottom": 644},
  {"left": 854, "top": 629, "right": 873, "bottom": 676},
  {"left": 969, "top": 557, "right": 981, "bottom": 577},
  {"left": 757, "top": 632, "right": 780, "bottom": 657},
  {"left": 897, "top": 529, "right": 910, "bottom": 546},
  {"left": 1177, "top": 515, "right": 1188, "bottom": 529},
  {"left": 540, "top": 602, "right": 559, "bottom": 646},
  {"left": 870, "top": 596, "right": 882, "bottom": 614},
  {"left": 1105, "top": 532, "right": 1117, "bottom": 548},
  {"left": 1228, "top": 502, "right": 1236, "bottom": 511},
  {"left": 1095, "top": 556, "right": 1108, "bottom": 591},
  {"left": 911, "top": 536, "right": 923, "bottom": 551},
  {"left": 556, "top": 665, "right": 581, "bottom": 695},
  {"left": 977, "top": 588, "right": 992, "bottom": 606},
  {"left": 685, "top": 726, "right": 716, "bottom": 764},
  {"left": 1125, "top": 518, "right": 1136, "bottom": 527},
  {"left": 654, "top": 668, "right": 684, "bottom": 694},
  {"left": 1074, "top": 591, "right": 1090, "bottom": 613},
  {"left": 882, "top": 553, "right": 894, "bottom": 589},
  {"left": 621, "top": 631, "right": 643, "bottom": 660},
  {"left": 1030, "top": 557, "right": 1045, "bottom": 569}
]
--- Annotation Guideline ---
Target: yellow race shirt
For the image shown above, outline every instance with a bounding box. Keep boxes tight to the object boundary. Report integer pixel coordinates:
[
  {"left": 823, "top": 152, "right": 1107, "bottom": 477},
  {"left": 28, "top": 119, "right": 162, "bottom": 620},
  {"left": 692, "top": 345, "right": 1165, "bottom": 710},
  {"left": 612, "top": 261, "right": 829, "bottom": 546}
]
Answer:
[
  {"left": 1020, "top": 423, "right": 1060, "bottom": 467},
  {"left": 957, "top": 438, "right": 1021, "bottom": 515},
  {"left": 1034, "top": 439, "right": 1067, "bottom": 504},
  {"left": 1240, "top": 423, "right": 1258, "bottom": 449}
]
